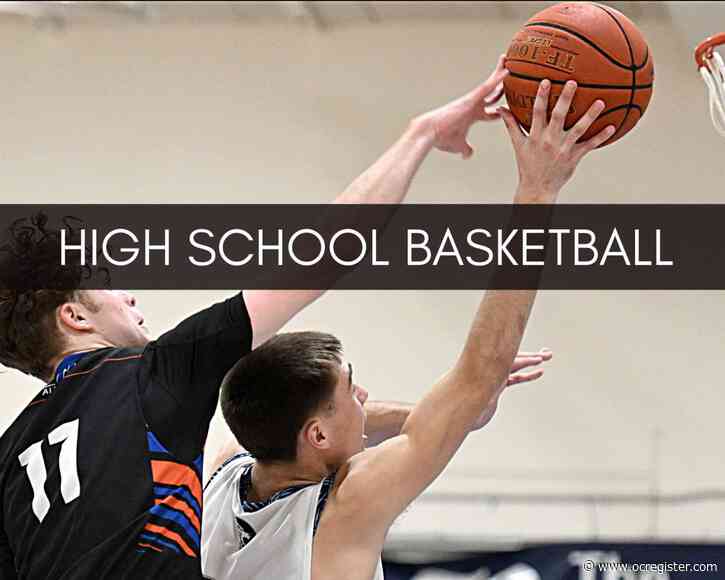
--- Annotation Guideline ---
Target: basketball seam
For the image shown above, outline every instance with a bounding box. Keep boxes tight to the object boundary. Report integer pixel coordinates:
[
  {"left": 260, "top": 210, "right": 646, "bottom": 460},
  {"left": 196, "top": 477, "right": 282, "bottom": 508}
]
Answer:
[
  {"left": 595, "top": 4, "right": 637, "bottom": 143},
  {"left": 524, "top": 21, "right": 646, "bottom": 72},
  {"left": 507, "top": 70, "right": 652, "bottom": 91},
  {"left": 599, "top": 103, "right": 643, "bottom": 119},
  {"left": 595, "top": 4, "right": 650, "bottom": 69}
]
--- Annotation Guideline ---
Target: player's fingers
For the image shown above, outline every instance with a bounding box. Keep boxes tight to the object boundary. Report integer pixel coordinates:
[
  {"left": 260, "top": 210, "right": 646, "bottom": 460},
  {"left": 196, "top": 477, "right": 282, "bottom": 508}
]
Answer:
[
  {"left": 480, "top": 104, "right": 502, "bottom": 121},
  {"left": 461, "top": 141, "right": 474, "bottom": 159},
  {"left": 470, "top": 56, "right": 509, "bottom": 103},
  {"left": 489, "top": 54, "right": 507, "bottom": 81},
  {"left": 566, "top": 99, "right": 606, "bottom": 145},
  {"left": 506, "top": 369, "right": 544, "bottom": 386},
  {"left": 477, "top": 85, "right": 505, "bottom": 120},
  {"left": 517, "top": 348, "right": 553, "bottom": 359},
  {"left": 499, "top": 106, "right": 525, "bottom": 147},
  {"left": 510, "top": 355, "right": 544, "bottom": 372},
  {"left": 574, "top": 124, "right": 616, "bottom": 158},
  {"left": 530, "top": 79, "right": 550, "bottom": 137},
  {"left": 484, "top": 82, "right": 505, "bottom": 105},
  {"left": 538, "top": 347, "right": 553, "bottom": 360},
  {"left": 549, "top": 80, "right": 577, "bottom": 133}
]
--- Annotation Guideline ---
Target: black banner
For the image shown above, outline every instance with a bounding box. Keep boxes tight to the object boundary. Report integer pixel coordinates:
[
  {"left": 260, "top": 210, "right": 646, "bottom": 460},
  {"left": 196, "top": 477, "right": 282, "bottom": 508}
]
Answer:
[
  {"left": 1, "top": 204, "right": 724, "bottom": 289},
  {"left": 382, "top": 543, "right": 724, "bottom": 579}
]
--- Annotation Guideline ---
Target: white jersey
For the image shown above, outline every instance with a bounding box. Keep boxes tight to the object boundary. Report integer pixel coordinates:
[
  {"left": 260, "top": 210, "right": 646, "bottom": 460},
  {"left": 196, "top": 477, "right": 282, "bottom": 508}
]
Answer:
[{"left": 201, "top": 452, "right": 384, "bottom": 580}]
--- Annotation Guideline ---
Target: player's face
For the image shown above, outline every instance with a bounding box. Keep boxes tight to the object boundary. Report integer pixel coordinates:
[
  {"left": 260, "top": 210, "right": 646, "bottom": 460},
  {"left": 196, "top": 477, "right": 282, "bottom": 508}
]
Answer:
[
  {"left": 328, "top": 362, "right": 368, "bottom": 461},
  {"left": 83, "top": 290, "right": 151, "bottom": 348}
]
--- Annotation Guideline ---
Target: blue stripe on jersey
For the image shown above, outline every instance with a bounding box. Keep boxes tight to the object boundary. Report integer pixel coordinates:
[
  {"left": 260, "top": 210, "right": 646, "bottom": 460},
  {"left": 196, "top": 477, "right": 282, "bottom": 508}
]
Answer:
[
  {"left": 313, "top": 474, "right": 336, "bottom": 535},
  {"left": 237, "top": 464, "right": 336, "bottom": 535},
  {"left": 204, "top": 451, "right": 252, "bottom": 491},
  {"left": 239, "top": 465, "right": 310, "bottom": 513},
  {"left": 146, "top": 430, "right": 202, "bottom": 480},
  {"left": 147, "top": 431, "right": 171, "bottom": 455},
  {"left": 152, "top": 485, "right": 202, "bottom": 520},
  {"left": 54, "top": 352, "right": 87, "bottom": 384},
  {"left": 193, "top": 454, "right": 204, "bottom": 477},
  {"left": 139, "top": 532, "right": 181, "bottom": 554},
  {"left": 148, "top": 504, "right": 200, "bottom": 547}
]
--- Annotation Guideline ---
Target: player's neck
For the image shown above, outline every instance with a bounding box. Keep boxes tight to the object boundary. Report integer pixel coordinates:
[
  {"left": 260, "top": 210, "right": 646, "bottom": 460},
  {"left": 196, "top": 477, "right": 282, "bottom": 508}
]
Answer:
[
  {"left": 45, "top": 341, "right": 116, "bottom": 382},
  {"left": 249, "top": 459, "right": 329, "bottom": 503}
]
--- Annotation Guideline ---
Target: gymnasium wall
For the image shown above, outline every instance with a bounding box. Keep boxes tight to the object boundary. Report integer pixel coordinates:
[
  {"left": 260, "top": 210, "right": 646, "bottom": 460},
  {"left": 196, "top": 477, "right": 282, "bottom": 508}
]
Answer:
[{"left": 0, "top": 10, "right": 722, "bottom": 545}]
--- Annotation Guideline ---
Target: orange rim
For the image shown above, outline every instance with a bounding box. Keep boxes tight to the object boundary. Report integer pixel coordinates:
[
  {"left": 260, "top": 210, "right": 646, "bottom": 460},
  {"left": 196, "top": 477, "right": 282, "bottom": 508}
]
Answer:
[{"left": 695, "top": 33, "right": 725, "bottom": 68}]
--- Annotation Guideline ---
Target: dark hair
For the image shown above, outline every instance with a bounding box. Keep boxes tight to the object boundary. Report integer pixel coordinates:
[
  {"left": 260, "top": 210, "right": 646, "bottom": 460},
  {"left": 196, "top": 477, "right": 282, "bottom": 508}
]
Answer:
[
  {"left": 220, "top": 331, "right": 343, "bottom": 463},
  {"left": 0, "top": 213, "right": 104, "bottom": 379}
]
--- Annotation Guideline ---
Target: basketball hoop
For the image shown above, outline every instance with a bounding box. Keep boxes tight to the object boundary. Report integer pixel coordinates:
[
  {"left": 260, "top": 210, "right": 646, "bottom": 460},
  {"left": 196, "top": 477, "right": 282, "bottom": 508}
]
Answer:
[{"left": 695, "top": 33, "right": 725, "bottom": 137}]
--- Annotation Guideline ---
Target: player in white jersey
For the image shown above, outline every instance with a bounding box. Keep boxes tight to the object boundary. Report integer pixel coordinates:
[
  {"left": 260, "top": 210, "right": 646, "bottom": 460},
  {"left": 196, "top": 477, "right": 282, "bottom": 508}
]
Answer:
[
  {"left": 202, "top": 79, "right": 615, "bottom": 580},
  {"left": 202, "top": 338, "right": 549, "bottom": 580}
]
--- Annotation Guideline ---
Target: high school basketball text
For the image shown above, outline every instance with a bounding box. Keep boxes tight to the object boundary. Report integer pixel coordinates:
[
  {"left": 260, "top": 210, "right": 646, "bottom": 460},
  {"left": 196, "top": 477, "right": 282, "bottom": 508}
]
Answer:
[{"left": 59, "top": 227, "right": 674, "bottom": 268}]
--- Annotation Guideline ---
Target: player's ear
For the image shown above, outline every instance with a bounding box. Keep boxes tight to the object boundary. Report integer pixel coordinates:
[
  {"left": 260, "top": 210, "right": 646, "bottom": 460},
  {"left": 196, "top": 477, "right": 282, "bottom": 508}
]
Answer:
[
  {"left": 57, "top": 301, "right": 93, "bottom": 333},
  {"left": 303, "top": 418, "right": 331, "bottom": 452}
]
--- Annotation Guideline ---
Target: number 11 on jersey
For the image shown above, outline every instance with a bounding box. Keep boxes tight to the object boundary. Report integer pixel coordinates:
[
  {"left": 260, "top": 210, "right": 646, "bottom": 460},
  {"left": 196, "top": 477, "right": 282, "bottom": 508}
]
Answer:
[{"left": 18, "top": 419, "right": 81, "bottom": 523}]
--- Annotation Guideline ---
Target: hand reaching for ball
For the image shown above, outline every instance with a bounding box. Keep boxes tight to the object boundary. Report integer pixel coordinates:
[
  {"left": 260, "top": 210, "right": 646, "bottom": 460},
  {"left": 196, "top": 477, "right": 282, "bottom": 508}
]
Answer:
[
  {"left": 500, "top": 79, "right": 615, "bottom": 202},
  {"left": 412, "top": 55, "right": 509, "bottom": 159}
]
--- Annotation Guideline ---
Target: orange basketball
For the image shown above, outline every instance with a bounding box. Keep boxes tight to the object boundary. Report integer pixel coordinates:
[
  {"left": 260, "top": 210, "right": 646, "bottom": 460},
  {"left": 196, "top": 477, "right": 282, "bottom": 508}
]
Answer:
[{"left": 503, "top": 2, "right": 654, "bottom": 146}]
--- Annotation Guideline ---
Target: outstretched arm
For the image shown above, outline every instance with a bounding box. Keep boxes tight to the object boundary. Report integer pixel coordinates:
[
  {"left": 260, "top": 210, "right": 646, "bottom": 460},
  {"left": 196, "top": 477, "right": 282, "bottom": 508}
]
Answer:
[
  {"left": 206, "top": 352, "right": 549, "bottom": 480},
  {"left": 312, "top": 80, "right": 615, "bottom": 580},
  {"left": 364, "top": 352, "right": 552, "bottom": 446},
  {"left": 243, "top": 58, "right": 509, "bottom": 348}
]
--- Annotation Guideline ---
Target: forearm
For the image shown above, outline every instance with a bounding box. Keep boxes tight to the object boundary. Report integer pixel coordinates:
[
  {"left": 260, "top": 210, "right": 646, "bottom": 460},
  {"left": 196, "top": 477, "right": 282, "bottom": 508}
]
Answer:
[
  {"left": 243, "top": 120, "right": 436, "bottom": 347},
  {"left": 400, "top": 182, "right": 558, "bottom": 466},
  {"left": 334, "top": 118, "right": 436, "bottom": 205},
  {"left": 403, "top": 289, "right": 538, "bottom": 461},
  {"left": 364, "top": 400, "right": 413, "bottom": 446}
]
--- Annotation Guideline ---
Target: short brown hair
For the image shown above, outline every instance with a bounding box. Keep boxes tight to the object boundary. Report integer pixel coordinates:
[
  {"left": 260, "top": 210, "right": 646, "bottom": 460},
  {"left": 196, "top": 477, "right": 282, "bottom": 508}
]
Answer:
[
  {"left": 220, "top": 331, "right": 343, "bottom": 463},
  {"left": 0, "top": 213, "right": 102, "bottom": 379},
  {"left": 0, "top": 290, "right": 80, "bottom": 378}
]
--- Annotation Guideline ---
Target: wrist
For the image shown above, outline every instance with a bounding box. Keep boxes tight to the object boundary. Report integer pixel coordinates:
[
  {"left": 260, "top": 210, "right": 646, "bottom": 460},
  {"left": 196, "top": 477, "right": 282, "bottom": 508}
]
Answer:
[
  {"left": 515, "top": 183, "right": 559, "bottom": 204},
  {"left": 406, "top": 115, "right": 437, "bottom": 149}
]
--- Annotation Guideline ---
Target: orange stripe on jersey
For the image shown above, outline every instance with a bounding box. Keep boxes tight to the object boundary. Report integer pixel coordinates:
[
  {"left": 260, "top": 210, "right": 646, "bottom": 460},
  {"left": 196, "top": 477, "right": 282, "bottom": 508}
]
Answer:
[
  {"left": 143, "top": 523, "right": 197, "bottom": 558},
  {"left": 138, "top": 542, "right": 163, "bottom": 553},
  {"left": 154, "top": 496, "right": 201, "bottom": 533},
  {"left": 63, "top": 354, "right": 143, "bottom": 380},
  {"left": 150, "top": 460, "right": 202, "bottom": 505}
]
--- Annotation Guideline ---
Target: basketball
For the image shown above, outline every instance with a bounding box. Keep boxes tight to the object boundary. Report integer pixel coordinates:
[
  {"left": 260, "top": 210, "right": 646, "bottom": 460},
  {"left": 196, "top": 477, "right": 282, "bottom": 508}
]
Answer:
[{"left": 503, "top": 2, "right": 654, "bottom": 146}]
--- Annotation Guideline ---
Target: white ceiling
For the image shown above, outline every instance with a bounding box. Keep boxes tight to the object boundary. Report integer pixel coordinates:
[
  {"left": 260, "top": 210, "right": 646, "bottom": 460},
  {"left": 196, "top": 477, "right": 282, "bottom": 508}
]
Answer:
[
  {"left": 0, "top": 1, "right": 678, "bottom": 29},
  {"left": 2, "top": 1, "right": 720, "bottom": 55}
]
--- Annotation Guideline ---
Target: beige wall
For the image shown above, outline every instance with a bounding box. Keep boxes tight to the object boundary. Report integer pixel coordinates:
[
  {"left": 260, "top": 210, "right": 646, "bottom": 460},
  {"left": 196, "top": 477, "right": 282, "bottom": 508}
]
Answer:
[{"left": 0, "top": 11, "right": 723, "bottom": 543}]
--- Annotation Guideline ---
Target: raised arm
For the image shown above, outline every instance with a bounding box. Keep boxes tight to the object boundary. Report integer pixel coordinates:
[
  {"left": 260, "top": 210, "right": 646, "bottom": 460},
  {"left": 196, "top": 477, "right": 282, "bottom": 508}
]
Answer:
[
  {"left": 312, "top": 80, "right": 615, "bottom": 579},
  {"left": 360, "top": 355, "right": 551, "bottom": 447},
  {"left": 243, "top": 58, "right": 509, "bottom": 348},
  {"left": 207, "top": 353, "right": 549, "bottom": 479}
]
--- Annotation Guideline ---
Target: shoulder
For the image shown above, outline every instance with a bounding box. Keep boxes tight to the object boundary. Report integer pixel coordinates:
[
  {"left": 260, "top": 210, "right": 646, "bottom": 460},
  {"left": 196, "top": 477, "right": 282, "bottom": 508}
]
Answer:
[
  {"left": 324, "top": 453, "right": 379, "bottom": 522},
  {"left": 204, "top": 451, "right": 254, "bottom": 492},
  {"left": 65, "top": 347, "right": 145, "bottom": 377},
  {"left": 0, "top": 347, "right": 143, "bottom": 446}
]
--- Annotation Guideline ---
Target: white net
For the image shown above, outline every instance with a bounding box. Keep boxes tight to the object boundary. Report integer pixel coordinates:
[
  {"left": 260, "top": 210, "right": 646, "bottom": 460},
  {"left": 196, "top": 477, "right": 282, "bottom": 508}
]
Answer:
[{"left": 700, "top": 48, "right": 725, "bottom": 137}]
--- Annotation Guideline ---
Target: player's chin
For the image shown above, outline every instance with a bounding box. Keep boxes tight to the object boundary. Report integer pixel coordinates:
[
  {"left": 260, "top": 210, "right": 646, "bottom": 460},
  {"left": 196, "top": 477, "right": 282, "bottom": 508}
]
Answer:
[{"left": 135, "top": 327, "right": 153, "bottom": 346}]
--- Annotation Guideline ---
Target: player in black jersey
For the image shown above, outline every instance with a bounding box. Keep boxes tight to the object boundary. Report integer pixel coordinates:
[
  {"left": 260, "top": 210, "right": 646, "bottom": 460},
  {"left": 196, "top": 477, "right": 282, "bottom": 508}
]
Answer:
[{"left": 0, "top": 60, "right": 512, "bottom": 579}]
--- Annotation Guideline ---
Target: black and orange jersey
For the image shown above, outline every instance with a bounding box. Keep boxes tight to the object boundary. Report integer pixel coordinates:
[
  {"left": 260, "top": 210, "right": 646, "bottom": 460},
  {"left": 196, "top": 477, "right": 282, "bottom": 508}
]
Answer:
[{"left": 0, "top": 292, "right": 252, "bottom": 579}]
